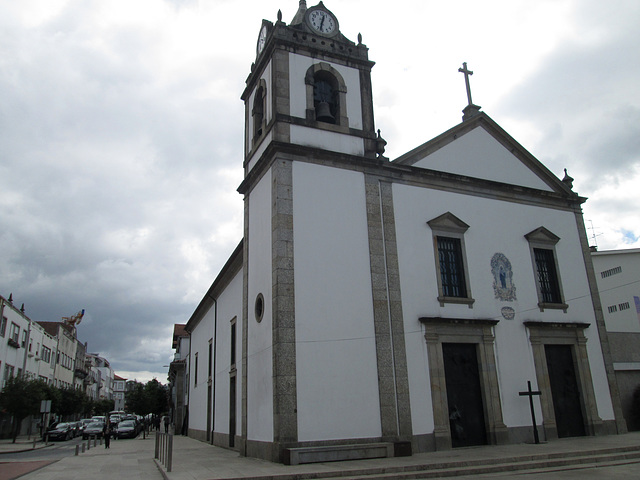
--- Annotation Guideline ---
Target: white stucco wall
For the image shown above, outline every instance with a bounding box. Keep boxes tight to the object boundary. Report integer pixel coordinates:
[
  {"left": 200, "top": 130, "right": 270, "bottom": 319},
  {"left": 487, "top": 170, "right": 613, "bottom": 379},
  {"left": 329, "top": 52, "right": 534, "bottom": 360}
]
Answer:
[
  {"left": 246, "top": 168, "right": 274, "bottom": 442},
  {"left": 592, "top": 250, "right": 640, "bottom": 333},
  {"left": 213, "top": 268, "right": 243, "bottom": 437},
  {"left": 292, "top": 161, "right": 381, "bottom": 442},
  {"left": 290, "top": 125, "right": 364, "bottom": 156},
  {"left": 412, "top": 127, "right": 555, "bottom": 192},
  {"left": 392, "top": 183, "right": 615, "bottom": 434},
  {"left": 0, "top": 304, "right": 30, "bottom": 385},
  {"left": 189, "top": 307, "right": 214, "bottom": 433}
]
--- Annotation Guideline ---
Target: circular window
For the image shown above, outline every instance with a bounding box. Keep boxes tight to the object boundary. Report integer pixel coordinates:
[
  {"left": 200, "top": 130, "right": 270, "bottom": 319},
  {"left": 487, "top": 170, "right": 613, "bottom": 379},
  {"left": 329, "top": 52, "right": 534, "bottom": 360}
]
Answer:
[{"left": 254, "top": 293, "right": 264, "bottom": 323}]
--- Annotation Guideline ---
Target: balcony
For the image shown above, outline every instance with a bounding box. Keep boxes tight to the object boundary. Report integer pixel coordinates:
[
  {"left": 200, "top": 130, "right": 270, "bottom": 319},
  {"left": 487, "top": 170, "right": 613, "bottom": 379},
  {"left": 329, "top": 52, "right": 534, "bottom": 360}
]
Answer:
[{"left": 7, "top": 338, "right": 19, "bottom": 349}]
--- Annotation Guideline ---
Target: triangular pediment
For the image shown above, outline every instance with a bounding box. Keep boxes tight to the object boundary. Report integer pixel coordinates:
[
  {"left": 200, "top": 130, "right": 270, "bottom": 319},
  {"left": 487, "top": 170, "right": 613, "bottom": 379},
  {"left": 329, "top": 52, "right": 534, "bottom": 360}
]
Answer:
[
  {"left": 427, "top": 212, "right": 469, "bottom": 233},
  {"left": 524, "top": 226, "right": 560, "bottom": 245},
  {"left": 393, "top": 113, "right": 572, "bottom": 195}
]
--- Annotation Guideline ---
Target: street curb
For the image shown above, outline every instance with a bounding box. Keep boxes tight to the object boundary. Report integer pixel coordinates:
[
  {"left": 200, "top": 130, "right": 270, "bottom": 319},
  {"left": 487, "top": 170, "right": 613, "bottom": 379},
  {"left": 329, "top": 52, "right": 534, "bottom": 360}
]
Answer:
[{"left": 0, "top": 443, "right": 52, "bottom": 455}]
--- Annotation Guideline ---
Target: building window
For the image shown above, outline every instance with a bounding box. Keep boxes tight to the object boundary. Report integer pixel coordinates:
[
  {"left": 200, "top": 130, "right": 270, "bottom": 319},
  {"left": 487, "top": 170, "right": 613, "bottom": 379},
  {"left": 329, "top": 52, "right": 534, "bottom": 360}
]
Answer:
[
  {"left": 194, "top": 352, "right": 198, "bottom": 387},
  {"left": 525, "top": 227, "right": 567, "bottom": 312},
  {"left": 0, "top": 317, "right": 6, "bottom": 337},
  {"left": 21, "top": 330, "right": 27, "bottom": 348},
  {"left": 230, "top": 320, "right": 236, "bottom": 368},
  {"left": 42, "top": 346, "right": 51, "bottom": 363},
  {"left": 10, "top": 323, "right": 19, "bottom": 343},
  {"left": 208, "top": 339, "right": 213, "bottom": 380},
  {"left": 533, "top": 248, "right": 562, "bottom": 304},
  {"left": 608, "top": 305, "right": 618, "bottom": 314},
  {"left": 619, "top": 302, "right": 630, "bottom": 311},
  {"left": 427, "top": 212, "right": 474, "bottom": 307},
  {"left": 437, "top": 236, "right": 467, "bottom": 298}
]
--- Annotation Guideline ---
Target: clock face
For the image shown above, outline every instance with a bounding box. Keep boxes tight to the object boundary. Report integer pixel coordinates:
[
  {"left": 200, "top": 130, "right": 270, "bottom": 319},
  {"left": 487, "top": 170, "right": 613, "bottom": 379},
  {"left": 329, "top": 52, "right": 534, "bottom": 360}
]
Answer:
[
  {"left": 257, "top": 26, "right": 267, "bottom": 55},
  {"left": 308, "top": 9, "right": 336, "bottom": 35}
]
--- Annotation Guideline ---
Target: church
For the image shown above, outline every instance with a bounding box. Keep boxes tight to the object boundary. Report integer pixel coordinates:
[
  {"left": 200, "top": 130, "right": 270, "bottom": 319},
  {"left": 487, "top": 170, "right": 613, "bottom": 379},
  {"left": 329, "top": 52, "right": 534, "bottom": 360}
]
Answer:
[{"left": 183, "top": 1, "right": 626, "bottom": 464}]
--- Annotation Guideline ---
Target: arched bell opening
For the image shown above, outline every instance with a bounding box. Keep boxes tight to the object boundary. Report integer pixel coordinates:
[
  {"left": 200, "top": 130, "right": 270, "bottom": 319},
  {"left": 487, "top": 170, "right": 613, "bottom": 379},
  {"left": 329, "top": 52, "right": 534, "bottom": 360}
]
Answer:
[{"left": 313, "top": 71, "right": 339, "bottom": 124}]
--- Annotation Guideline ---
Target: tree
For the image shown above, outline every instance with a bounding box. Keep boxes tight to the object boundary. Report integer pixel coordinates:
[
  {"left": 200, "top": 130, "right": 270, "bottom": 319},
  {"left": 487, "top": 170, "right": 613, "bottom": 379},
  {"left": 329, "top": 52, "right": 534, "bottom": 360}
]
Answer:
[
  {"left": 94, "top": 398, "right": 114, "bottom": 416},
  {"left": 0, "top": 377, "right": 48, "bottom": 443},
  {"left": 56, "top": 387, "right": 86, "bottom": 419},
  {"left": 125, "top": 382, "right": 148, "bottom": 415},
  {"left": 145, "top": 379, "right": 168, "bottom": 416},
  {"left": 124, "top": 379, "right": 168, "bottom": 416}
]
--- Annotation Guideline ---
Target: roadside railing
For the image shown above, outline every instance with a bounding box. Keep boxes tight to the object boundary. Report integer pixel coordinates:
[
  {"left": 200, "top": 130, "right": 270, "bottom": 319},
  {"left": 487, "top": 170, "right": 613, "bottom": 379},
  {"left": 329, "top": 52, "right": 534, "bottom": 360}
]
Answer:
[{"left": 155, "top": 432, "right": 173, "bottom": 472}]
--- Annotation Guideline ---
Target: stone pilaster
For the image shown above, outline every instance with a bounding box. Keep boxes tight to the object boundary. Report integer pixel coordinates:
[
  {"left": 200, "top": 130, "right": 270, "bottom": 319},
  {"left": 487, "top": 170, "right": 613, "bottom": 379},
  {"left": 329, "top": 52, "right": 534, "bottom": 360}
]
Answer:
[
  {"left": 364, "top": 175, "right": 412, "bottom": 441},
  {"left": 271, "top": 158, "right": 297, "bottom": 460}
]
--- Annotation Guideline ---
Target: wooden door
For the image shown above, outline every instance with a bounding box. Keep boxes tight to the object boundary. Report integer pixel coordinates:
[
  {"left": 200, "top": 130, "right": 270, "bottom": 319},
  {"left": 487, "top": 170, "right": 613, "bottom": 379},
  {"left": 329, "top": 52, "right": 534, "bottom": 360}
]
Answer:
[
  {"left": 545, "top": 344, "right": 585, "bottom": 438},
  {"left": 443, "top": 343, "right": 487, "bottom": 447}
]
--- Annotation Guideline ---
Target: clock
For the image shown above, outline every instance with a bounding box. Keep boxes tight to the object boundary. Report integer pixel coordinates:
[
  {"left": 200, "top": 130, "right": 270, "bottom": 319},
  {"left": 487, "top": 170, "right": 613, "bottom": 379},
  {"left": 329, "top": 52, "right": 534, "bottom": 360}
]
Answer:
[
  {"left": 257, "top": 25, "right": 268, "bottom": 55},
  {"left": 306, "top": 7, "right": 338, "bottom": 36}
]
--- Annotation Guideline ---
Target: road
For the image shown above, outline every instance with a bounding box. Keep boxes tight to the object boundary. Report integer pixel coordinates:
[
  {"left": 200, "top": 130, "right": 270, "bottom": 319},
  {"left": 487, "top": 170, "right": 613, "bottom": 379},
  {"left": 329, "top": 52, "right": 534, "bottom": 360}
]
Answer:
[{"left": 431, "top": 459, "right": 640, "bottom": 479}]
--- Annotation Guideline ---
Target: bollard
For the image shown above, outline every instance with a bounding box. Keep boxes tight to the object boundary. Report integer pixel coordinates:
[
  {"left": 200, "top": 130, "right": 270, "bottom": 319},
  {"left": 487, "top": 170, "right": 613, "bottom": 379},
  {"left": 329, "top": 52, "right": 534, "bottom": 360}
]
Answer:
[
  {"left": 82, "top": 442, "right": 86, "bottom": 453},
  {"left": 167, "top": 434, "right": 173, "bottom": 472},
  {"left": 87, "top": 438, "right": 90, "bottom": 450},
  {"left": 33, "top": 439, "right": 36, "bottom": 449},
  {"left": 75, "top": 444, "right": 79, "bottom": 456}
]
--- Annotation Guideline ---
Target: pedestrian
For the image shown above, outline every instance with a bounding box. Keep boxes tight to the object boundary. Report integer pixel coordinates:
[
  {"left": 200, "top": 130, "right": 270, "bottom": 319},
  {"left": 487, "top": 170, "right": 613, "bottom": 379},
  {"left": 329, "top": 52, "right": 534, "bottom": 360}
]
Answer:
[
  {"left": 164, "top": 415, "right": 170, "bottom": 433},
  {"left": 104, "top": 423, "right": 111, "bottom": 449}
]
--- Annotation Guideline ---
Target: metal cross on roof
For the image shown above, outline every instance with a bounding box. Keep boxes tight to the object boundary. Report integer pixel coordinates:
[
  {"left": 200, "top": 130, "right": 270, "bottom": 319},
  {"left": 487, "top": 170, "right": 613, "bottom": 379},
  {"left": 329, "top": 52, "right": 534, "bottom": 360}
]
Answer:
[{"left": 458, "top": 62, "right": 474, "bottom": 106}]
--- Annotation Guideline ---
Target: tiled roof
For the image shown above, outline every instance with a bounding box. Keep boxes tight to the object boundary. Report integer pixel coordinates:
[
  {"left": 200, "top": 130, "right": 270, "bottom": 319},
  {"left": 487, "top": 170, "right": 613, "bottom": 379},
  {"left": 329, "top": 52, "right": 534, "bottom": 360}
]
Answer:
[{"left": 172, "top": 324, "right": 188, "bottom": 348}]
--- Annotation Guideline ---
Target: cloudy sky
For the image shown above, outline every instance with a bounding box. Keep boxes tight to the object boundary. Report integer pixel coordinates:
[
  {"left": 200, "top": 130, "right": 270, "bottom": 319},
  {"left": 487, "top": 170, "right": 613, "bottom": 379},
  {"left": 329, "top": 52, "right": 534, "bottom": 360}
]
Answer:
[{"left": 1, "top": 0, "right": 638, "bottom": 383}]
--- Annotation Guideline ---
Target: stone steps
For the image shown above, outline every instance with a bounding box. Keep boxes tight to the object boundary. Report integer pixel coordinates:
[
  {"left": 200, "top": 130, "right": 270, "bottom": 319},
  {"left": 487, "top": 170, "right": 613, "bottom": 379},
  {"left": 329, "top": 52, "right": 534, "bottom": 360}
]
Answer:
[
  {"left": 333, "top": 449, "right": 640, "bottom": 479},
  {"left": 222, "top": 443, "right": 640, "bottom": 480}
]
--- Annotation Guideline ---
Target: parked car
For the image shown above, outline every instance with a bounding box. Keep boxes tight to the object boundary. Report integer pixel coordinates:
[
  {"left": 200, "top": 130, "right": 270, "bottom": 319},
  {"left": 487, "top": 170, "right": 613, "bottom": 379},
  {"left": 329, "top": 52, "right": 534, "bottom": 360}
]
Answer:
[
  {"left": 92, "top": 415, "right": 106, "bottom": 424},
  {"left": 44, "top": 422, "right": 75, "bottom": 441},
  {"left": 80, "top": 418, "right": 94, "bottom": 431},
  {"left": 71, "top": 421, "right": 83, "bottom": 437},
  {"left": 116, "top": 420, "right": 138, "bottom": 439},
  {"left": 82, "top": 421, "right": 105, "bottom": 440}
]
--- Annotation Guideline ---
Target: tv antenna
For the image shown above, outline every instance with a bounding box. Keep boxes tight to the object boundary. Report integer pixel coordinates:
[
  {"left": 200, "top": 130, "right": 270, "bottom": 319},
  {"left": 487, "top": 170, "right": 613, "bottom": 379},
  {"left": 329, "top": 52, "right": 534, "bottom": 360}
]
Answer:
[{"left": 588, "top": 220, "right": 602, "bottom": 249}]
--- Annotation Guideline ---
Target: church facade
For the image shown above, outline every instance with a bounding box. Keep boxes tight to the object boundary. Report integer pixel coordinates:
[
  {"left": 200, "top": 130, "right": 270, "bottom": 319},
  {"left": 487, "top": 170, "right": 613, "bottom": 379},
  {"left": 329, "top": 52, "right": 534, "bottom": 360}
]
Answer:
[{"left": 184, "top": 1, "right": 626, "bottom": 464}]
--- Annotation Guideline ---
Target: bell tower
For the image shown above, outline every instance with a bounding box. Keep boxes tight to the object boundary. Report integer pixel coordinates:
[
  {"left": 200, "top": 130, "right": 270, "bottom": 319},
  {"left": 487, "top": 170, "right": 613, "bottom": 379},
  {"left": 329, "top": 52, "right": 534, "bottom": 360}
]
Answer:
[
  {"left": 238, "top": 2, "right": 384, "bottom": 462},
  {"left": 240, "top": 1, "right": 377, "bottom": 179}
]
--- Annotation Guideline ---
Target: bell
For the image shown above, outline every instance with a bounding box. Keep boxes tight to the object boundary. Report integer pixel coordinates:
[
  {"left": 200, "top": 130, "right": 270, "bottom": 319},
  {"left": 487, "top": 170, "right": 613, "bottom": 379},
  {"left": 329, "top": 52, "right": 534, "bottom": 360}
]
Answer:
[{"left": 315, "top": 101, "right": 335, "bottom": 123}]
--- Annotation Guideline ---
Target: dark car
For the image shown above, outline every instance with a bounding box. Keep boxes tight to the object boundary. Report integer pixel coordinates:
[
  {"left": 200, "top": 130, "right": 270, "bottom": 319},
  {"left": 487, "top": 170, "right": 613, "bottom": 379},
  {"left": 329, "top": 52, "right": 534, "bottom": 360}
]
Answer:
[
  {"left": 70, "top": 421, "right": 83, "bottom": 437},
  {"left": 45, "top": 422, "right": 75, "bottom": 441},
  {"left": 116, "top": 420, "right": 138, "bottom": 439},
  {"left": 80, "top": 418, "right": 94, "bottom": 431},
  {"left": 82, "top": 421, "right": 105, "bottom": 439}
]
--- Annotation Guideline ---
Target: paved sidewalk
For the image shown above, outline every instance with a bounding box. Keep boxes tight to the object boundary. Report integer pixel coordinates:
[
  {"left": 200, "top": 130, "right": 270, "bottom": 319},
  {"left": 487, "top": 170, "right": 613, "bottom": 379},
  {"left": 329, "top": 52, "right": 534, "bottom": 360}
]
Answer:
[{"left": 0, "top": 430, "right": 639, "bottom": 480}]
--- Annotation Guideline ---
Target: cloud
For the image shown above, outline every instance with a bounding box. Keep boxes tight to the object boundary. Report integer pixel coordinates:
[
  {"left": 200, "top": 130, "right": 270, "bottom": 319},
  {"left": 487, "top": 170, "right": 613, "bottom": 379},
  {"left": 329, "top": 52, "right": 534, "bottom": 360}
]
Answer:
[{"left": 1, "top": 0, "right": 638, "bottom": 382}]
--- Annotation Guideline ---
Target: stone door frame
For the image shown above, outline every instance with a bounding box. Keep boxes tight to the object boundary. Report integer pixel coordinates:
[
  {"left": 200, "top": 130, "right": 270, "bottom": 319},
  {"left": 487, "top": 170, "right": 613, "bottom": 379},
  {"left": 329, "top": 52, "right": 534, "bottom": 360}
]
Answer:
[
  {"left": 524, "top": 321, "right": 603, "bottom": 440},
  {"left": 420, "top": 317, "right": 507, "bottom": 450}
]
